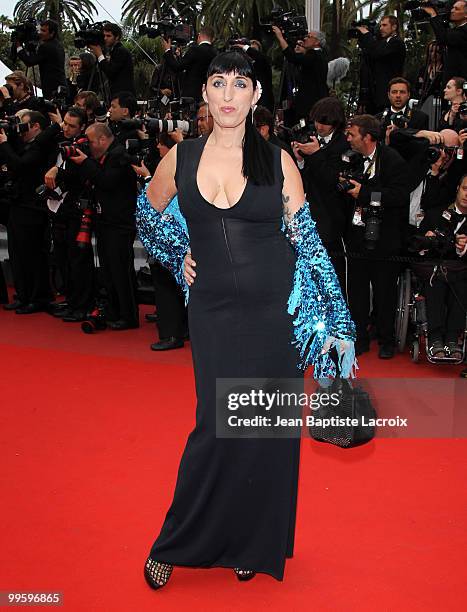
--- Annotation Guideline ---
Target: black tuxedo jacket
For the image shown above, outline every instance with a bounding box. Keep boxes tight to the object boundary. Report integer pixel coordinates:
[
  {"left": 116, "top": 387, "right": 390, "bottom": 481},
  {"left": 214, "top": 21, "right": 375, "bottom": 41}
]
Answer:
[
  {"left": 301, "top": 131, "right": 349, "bottom": 243},
  {"left": 358, "top": 34, "right": 406, "bottom": 111},
  {"left": 376, "top": 107, "right": 429, "bottom": 135},
  {"left": 345, "top": 143, "right": 409, "bottom": 254},
  {"left": 98, "top": 42, "right": 135, "bottom": 96},
  {"left": 164, "top": 43, "right": 217, "bottom": 101},
  {"left": 282, "top": 46, "right": 328, "bottom": 120},
  {"left": 78, "top": 141, "right": 137, "bottom": 229},
  {"left": 430, "top": 17, "right": 467, "bottom": 84},
  {"left": 18, "top": 38, "right": 67, "bottom": 99}
]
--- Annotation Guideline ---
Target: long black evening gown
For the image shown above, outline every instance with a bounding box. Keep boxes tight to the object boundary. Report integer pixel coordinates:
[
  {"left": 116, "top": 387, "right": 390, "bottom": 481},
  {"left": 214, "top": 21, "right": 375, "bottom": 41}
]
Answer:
[{"left": 148, "top": 135, "right": 302, "bottom": 581}]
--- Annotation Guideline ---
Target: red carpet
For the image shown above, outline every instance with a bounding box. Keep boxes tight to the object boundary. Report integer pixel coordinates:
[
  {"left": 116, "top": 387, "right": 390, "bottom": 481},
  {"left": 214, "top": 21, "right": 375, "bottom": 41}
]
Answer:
[{"left": 1, "top": 305, "right": 466, "bottom": 611}]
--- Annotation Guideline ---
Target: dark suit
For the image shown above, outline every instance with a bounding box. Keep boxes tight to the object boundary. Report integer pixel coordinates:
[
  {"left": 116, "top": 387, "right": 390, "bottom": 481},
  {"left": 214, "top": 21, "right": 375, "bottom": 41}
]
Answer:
[
  {"left": 78, "top": 142, "right": 138, "bottom": 324},
  {"left": 246, "top": 47, "right": 274, "bottom": 112},
  {"left": 282, "top": 46, "right": 328, "bottom": 121},
  {"left": 17, "top": 38, "right": 67, "bottom": 99},
  {"left": 376, "top": 107, "right": 429, "bottom": 137},
  {"left": 163, "top": 42, "right": 217, "bottom": 101},
  {"left": 430, "top": 17, "right": 467, "bottom": 84},
  {"left": 0, "top": 138, "right": 52, "bottom": 305},
  {"left": 358, "top": 34, "right": 406, "bottom": 113},
  {"left": 98, "top": 42, "right": 135, "bottom": 96},
  {"left": 345, "top": 143, "right": 409, "bottom": 346},
  {"left": 417, "top": 204, "right": 467, "bottom": 344},
  {"left": 300, "top": 131, "right": 349, "bottom": 288}
]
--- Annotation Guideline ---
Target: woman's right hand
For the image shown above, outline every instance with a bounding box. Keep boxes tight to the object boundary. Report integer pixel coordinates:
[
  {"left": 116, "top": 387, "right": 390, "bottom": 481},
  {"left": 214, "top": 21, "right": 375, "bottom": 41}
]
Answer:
[{"left": 184, "top": 249, "right": 196, "bottom": 286}]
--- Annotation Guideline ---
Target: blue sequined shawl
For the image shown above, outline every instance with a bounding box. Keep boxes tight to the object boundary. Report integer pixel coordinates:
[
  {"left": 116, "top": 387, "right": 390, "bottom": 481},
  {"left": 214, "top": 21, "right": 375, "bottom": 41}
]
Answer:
[{"left": 136, "top": 189, "right": 357, "bottom": 378}]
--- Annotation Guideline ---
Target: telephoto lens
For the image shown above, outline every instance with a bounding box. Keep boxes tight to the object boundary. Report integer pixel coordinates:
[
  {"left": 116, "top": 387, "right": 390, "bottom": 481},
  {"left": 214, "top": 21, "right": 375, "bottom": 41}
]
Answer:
[{"left": 81, "top": 308, "right": 107, "bottom": 334}]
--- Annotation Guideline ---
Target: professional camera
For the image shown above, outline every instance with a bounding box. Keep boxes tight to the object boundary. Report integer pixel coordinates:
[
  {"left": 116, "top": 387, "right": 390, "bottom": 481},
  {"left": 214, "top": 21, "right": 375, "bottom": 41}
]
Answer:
[
  {"left": 0, "top": 115, "right": 30, "bottom": 138},
  {"left": 58, "top": 137, "right": 90, "bottom": 159},
  {"left": 74, "top": 20, "right": 105, "bottom": 49},
  {"left": 426, "top": 144, "right": 461, "bottom": 163},
  {"left": 409, "top": 228, "right": 457, "bottom": 255},
  {"left": 227, "top": 36, "right": 250, "bottom": 50},
  {"left": 404, "top": 0, "right": 451, "bottom": 24},
  {"left": 364, "top": 192, "right": 383, "bottom": 249},
  {"left": 35, "top": 181, "right": 66, "bottom": 201},
  {"left": 9, "top": 18, "right": 40, "bottom": 49},
  {"left": 337, "top": 149, "right": 365, "bottom": 193},
  {"left": 347, "top": 19, "right": 378, "bottom": 39},
  {"left": 139, "top": 19, "right": 194, "bottom": 45},
  {"left": 120, "top": 116, "right": 196, "bottom": 137},
  {"left": 81, "top": 305, "right": 107, "bottom": 334},
  {"left": 260, "top": 7, "right": 308, "bottom": 46},
  {"left": 35, "top": 86, "right": 69, "bottom": 116},
  {"left": 168, "top": 97, "right": 197, "bottom": 120},
  {"left": 289, "top": 118, "right": 317, "bottom": 144},
  {"left": 121, "top": 138, "right": 152, "bottom": 166}
]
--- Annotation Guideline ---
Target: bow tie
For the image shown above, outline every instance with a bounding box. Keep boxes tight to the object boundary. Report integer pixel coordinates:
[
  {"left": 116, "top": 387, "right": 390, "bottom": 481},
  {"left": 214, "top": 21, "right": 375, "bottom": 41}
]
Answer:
[{"left": 363, "top": 156, "right": 372, "bottom": 163}]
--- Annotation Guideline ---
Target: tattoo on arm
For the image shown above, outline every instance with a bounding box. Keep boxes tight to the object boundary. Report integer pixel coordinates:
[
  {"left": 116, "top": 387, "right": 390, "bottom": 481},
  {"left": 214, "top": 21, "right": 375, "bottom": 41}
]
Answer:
[{"left": 282, "top": 193, "right": 293, "bottom": 224}]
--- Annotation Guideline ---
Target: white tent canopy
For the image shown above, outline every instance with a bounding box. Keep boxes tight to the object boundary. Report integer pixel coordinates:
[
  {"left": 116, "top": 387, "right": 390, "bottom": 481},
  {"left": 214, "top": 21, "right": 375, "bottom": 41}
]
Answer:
[{"left": 0, "top": 59, "right": 42, "bottom": 97}]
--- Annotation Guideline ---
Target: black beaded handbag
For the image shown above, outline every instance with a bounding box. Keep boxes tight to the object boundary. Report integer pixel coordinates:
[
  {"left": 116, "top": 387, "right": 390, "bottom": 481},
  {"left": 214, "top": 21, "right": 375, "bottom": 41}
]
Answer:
[{"left": 309, "top": 378, "right": 377, "bottom": 448}]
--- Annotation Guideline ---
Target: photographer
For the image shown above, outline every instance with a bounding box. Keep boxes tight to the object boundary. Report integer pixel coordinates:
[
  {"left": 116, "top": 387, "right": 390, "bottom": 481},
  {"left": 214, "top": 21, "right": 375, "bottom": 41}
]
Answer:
[
  {"left": 74, "top": 91, "right": 106, "bottom": 125},
  {"left": 438, "top": 76, "right": 466, "bottom": 130},
  {"left": 89, "top": 23, "right": 135, "bottom": 97},
  {"left": 161, "top": 26, "right": 217, "bottom": 102},
  {"left": 377, "top": 77, "right": 429, "bottom": 136},
  {"left": 108, "top": 91, "right": 140, "bottom": 145},
  {"left": 0, "top": 111, "right": 52, "bottom": 313},
  {"left": 423, "top": 1, "right": 467, "bottom": 84},
  {"left": 196, "top": 102, "right": 214, "bottom": 137},
  {"left": 356, "top": 16, "right": 406, "bottom": 114},
  {"left": 16, "top": 19, "right": 67, "bottom": 99},
  {"left": 419, "top": 128, "right": 467, "bottom": 211},
  {"left": 0, "top": 71, "right": 41, "bottom": 115},
  {"left": 343, "top": 114, "right": 409, "bottom": 358},
  {"left": 291, "top": 97, "right": 349, "bottom": 288},
  {"left": 415, "top": 174, "right": 467, "bottom": 358},
  {"left": 69, "top": 122, "right": 139, "bottom": 330},
  {"left": 272, "top": 26, "right": 328, "bottom": 123},
  {"left": 253, "top": 105, "right": 292, "bottom": 154},
  {"left": 131, "top": 132, "right": 187, "bottom": 350},
  {"left": 42, "top": 107, "right": 96, "bottom": 321}
]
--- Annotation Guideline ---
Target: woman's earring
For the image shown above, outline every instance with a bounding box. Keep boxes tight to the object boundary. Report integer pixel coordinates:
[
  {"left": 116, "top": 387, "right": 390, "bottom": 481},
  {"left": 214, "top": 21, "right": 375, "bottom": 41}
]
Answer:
[{"left": 251, "top": 105, "right": 257, "bottom": 123}]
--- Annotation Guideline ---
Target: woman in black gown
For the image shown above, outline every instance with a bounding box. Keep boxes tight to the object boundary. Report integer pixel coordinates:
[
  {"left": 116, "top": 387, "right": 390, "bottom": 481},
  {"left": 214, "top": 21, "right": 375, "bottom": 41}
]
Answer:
[{"left": 137, "top": 51, "right": 355, "bottom": 588}]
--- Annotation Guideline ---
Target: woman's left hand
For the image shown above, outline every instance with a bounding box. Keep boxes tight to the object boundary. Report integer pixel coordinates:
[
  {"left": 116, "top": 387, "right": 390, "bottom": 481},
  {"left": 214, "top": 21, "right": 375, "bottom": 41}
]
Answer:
[{"left": 184, "top": 249, "right": 197, "bottom": 285}]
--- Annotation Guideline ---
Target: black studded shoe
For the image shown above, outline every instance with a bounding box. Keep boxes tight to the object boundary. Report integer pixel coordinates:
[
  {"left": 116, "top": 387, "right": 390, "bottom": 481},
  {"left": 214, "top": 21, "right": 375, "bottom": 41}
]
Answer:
[
  {"left": 234, "top": 568, "right": 256, "bottom": 581},
  {"left": 144, "top": 557, "right": 173, "bottom": 589}
]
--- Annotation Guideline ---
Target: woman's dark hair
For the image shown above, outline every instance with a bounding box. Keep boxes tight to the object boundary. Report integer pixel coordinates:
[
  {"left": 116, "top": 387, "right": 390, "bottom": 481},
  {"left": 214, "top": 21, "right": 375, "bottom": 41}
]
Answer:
[
  {"left": 310, "top": 97, "right": 346, "bottom": 131},
  {"left": 206, "top": 51, "right": 274, "bottom": 185},
  {"left": 79, "top": 52, "right": 96, "bottom": 72}
]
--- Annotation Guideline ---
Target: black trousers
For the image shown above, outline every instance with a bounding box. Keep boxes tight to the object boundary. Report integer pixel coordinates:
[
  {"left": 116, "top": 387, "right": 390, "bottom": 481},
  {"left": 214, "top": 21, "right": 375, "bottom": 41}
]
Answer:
[
  {"left": 97, "top": 225, "right": 138, "bottom": 324},
  {"left": 347, "top": 255, "right": 401, "bottom": 346},
  {"left": 150, "top": 260, "right": 187, "bottom": 339},
  {"left": 7, "top": 207, "right": 52, "bottom": 305},
  {"left": 424, "top": 275, "right": 467, "bottom": 344},
  {"left": 52, "top": 212, "right": 95, "bottom": 311}
]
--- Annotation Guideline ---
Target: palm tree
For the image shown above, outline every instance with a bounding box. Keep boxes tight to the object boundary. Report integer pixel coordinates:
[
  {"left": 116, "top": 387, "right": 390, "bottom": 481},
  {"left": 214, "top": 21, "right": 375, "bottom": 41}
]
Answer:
[
  {"left": 201, "top": 0, "right": 304, "bottom": 40},
  {"left": 122, "top": 0, "right": 201, "bottom": 31},
  {"left": 0, "top": 15, "right": 14, "bottom": 33},
  {"left": 13, "top": 0, "right": 98, "bottom": 33}
]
